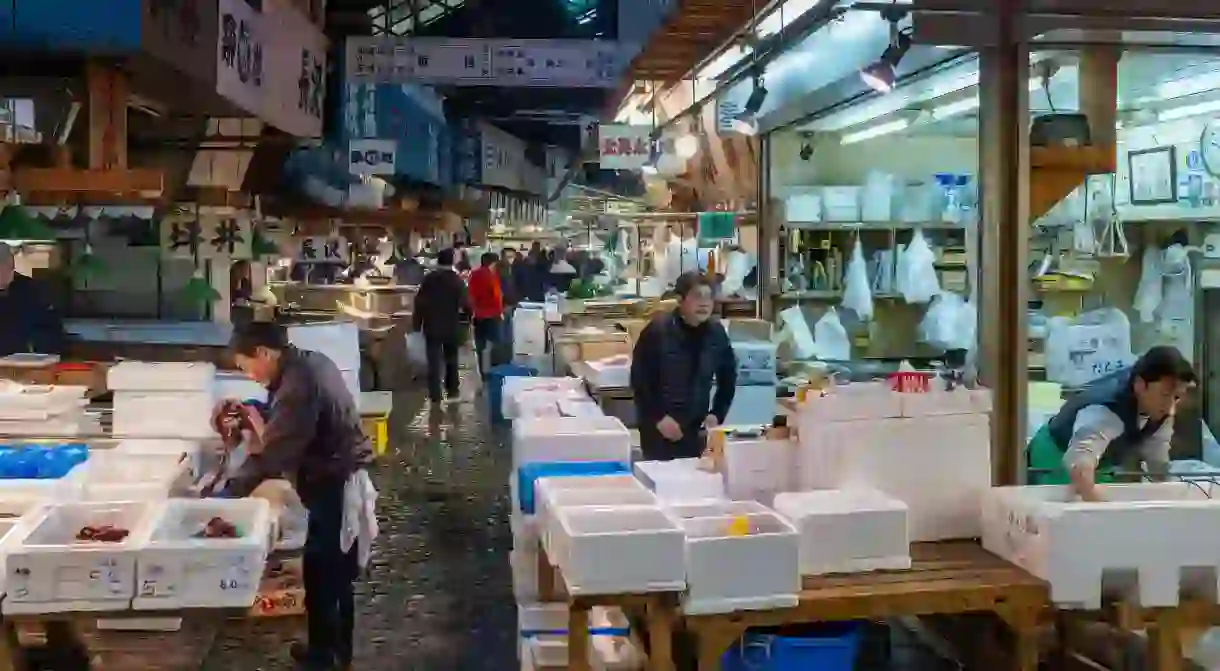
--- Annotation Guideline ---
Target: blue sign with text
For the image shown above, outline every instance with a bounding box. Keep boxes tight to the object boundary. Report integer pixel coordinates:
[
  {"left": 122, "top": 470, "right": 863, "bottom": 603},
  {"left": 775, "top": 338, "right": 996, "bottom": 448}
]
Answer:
[{"left": 0, "top": 0, "right": 142, "bottom": 50}]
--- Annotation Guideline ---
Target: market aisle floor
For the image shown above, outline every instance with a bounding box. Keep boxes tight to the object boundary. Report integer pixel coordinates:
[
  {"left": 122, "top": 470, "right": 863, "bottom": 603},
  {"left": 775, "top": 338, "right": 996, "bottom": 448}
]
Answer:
[{"left": 203, "top": 367, "right": 518, "bottom": 670}]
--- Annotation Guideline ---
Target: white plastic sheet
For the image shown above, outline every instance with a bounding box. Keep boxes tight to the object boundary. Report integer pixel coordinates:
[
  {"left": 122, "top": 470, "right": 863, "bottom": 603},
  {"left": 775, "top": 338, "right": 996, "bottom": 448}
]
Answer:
[
  {"left": 812, "top": 309, "right": 851, "bottom": 361},
  {"left": 842, "top": 239, "right": 873, "bottom": 321},
  {"left": 897, "top": 229, "right": 939, "bottom": 304},
  {"left": 918, "top": 292, "right": 977, "bottom": 352}
]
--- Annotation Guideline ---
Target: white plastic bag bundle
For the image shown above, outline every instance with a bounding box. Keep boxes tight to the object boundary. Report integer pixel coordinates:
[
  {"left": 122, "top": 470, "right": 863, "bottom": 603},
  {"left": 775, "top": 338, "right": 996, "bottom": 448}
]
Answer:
[
  {"left": 897, "top": 229, "right": 939, "bottom": 303},
  {"left": 841, "top": 239, "right": 873, "bottom": 320},
  {"left": 721, "top": 249, "right": 755, "bottom": 296},
  {"left": 1044, "top": 307, "right": 1135, "bottom": 387},
  {"left": 812, "top": 308, "right": 852, "bottom": 361},
  {"left": 778, "top": 306, "right": 816, "bottom": 360},
  {"left": 918, "top": 292, "right": 977, "bottom": 351},
  {"left": 405, "top": 331, "right": 428, "bottom": 369},
  {"left": 1134, "top": 246, "right": 1163, "bottom": 323}
]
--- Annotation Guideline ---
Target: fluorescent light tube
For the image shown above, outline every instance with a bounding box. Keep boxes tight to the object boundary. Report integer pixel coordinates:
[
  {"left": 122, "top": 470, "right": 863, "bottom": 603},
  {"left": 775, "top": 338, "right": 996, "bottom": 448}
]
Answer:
[
  {"left": 841, "top": 119, "right": 910, "bottom": 145},
  {"left": 1158, "top": 98, "right": 1220, "bottom": 122},
  {"left": 931, "top": 98, "right": 980, "bottom": 120}
]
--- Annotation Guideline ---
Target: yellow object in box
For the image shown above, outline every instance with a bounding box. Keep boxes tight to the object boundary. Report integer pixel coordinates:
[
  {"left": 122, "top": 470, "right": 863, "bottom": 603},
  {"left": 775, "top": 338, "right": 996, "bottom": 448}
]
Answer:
[
  {"left": 727, "top": 516, "right": 750, "bottom": 537},
  {"left": 361, "top": 414, "right": 389, "bottom": 457}
]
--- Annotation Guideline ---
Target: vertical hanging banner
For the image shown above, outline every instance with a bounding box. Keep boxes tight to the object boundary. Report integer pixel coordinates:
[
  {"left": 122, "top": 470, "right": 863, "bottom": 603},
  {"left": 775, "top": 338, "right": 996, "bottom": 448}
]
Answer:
[
  {"left": 262, "top": 0, "right": 327, "bottom": 137},
  {"left": 216, "top": 0, "right": 265, "bottom": 116},
  {"left": 160, "top": 215, "right": 202, "bottom": 260},
  {"left": 598, "top": 124, "right": 652, "bottom": 170},
  {"left": 198, "top": 214, "right": 254, "bottom": 260}
]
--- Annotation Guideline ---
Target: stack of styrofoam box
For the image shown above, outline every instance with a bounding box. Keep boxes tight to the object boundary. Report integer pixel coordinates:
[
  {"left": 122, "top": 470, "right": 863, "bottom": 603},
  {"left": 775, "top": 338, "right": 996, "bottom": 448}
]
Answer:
[
  {"left": 287, "top": 321, "right": 361, "bottom": 399},
  {"left": 113, "top": 439, "right": 206, "bottom": 483},
  {"left": 582, "top": 356, "right": 631, "bottom": 389},
  {"left": 502, "top": 377, "right": 587, "bottom": 420},
  {"left": 535, "top": 475, "right": 659, "bottom": 565},
  {"left": 512, "top": 416, "right": 631, "bottom": 471},
  {"left": 0, "top": 383, "right": 90, "bottom": 435},
  {"left": 133, "top": 498, "right": 272, "bottom": 609},
  {"left": 662, "top": 500, "right": 799, "bottom": 615},
  {"left": 75, "top": 452, "right": 193, "bottom": 502},
  {"left": 514, "top": 304, "right": 548, "bottom": 356},
  {"left": 108, "top": 362, "right": 217, "bottom": 440},
  {"left": 634, "top": 459, "right": 725, "bottom": 503},
  {"left": 517, "top": 603, "right": 635, "bottom": 663},
  {"left": 982, "top": 482, "right": 1220, "bottom": 609},
  {"left": 721, "top": 434, "right": 796, "bottom": 506},
  {"left": 4, "top": 501, "right": 160, "bottom": 613},
  {"left": 796, "top": 382, "right": 992, "bottom": 541},
  {"left": 773, "top": 489, "right": 910, "bottom": 575}
]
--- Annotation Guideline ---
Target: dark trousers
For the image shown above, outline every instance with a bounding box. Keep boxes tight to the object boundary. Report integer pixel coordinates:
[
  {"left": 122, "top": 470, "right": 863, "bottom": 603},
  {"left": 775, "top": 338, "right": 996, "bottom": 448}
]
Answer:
[
  {"left": 638, "top": 418, "right": 706, "bottom": 461},
  {"left": 301, "top": 476, "right": 359, "bottom": 667},
  {"left": 424, "top": 334, "right": 460, "bottom": 401},
  {"left": 473, "top": 317, "right": 502, "bottom": 378}
]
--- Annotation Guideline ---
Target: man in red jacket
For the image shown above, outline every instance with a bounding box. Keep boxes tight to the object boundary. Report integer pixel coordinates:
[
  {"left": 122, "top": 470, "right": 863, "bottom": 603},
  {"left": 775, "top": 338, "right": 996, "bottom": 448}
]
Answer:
[{"left": 468, "top": 251, "right": 504, "bottom": 380}]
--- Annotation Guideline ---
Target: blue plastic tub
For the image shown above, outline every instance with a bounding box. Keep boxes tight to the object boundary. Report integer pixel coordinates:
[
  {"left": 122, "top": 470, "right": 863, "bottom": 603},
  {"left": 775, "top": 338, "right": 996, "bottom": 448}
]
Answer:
[
  {"left": 515, "top": 461, "right": 630, "bottom": 514},
  {"left": 723, "top": 623, "right": 862, "bottom": 671},
  {"left": 488, "top": 363, "right": 537, "bottom": 423}
]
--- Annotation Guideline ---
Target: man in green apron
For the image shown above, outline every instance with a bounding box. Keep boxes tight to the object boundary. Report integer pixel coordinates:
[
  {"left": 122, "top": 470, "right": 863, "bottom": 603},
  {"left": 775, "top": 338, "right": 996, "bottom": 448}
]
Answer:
[{"left": 1027, "top": 345, "right": 1195, "bottom": 501}]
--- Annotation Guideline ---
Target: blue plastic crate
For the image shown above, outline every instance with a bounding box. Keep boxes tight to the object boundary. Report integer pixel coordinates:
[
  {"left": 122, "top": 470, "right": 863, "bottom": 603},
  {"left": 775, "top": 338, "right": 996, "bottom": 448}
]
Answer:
[
  {"left": 488, "top": 363, "right": 536, "bottom": 423},
  {"left": 515, "top": 461, "right": 630, "bottom": 514},
  {"left": 723, "top": 623, "right": 861, "bottom": 671}
]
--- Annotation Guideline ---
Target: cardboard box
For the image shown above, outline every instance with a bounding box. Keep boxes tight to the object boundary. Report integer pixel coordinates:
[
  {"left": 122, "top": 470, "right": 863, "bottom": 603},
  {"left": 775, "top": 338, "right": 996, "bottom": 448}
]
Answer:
[{"left": 249, "top": 556, "right": 304, "bottom": 618}]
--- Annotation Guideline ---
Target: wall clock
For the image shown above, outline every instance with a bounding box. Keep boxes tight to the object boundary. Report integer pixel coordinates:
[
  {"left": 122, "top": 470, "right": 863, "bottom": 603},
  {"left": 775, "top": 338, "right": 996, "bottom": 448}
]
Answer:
[{"left": 1200, "top": 120, "right": 1220, "bottom": 177}]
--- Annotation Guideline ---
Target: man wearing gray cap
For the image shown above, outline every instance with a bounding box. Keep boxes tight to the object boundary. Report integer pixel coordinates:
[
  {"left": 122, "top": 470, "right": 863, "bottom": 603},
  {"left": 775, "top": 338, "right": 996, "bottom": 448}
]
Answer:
[{"left": 0, "top": 243, "right": 63, "bottom": 357}]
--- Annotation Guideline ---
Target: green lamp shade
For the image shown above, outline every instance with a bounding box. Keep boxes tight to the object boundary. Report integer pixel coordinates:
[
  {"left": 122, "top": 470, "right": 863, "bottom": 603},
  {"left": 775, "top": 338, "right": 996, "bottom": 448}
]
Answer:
[
  {"left": 0, "top": 207, "right": 55, "bottom": 241},
  {"left": 180, "top": 276, "right": 221, "bottom": 305}
]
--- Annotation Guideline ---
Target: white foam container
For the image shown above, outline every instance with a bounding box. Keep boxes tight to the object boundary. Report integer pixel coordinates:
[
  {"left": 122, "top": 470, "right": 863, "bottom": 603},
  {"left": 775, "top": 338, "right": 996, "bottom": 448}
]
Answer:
[
  {"left": 512, "top": 416, "right": 632, "bottom": 469},
  {"left": 773, "top": 489, "right": 911, "bottom": 575},
  {"left": 679, "top": 512, "right": 800, "bottom": 614},
  {"left": 0, "top": 385, "right": 89, "bottom": 421},
  {"left": 133, "top": 498, "right": 272, "bottom": 610},
  {"left": 0, "top": 469, "right": 87, "bottom": 516},
  {"left": 5, "top": 501, "right": 158, "bottom": 613},
  {"left": 551, "top": 505, "right": 685, "bottom": 595},
  {"left": 511, "top": 546, "right": 540, "bottom": 602},
  {"left": 113, "top": 440, "right": 205, "bottom": 481},
  {"left": 535, "top": 476, "right": 655, "bottom": 560},
  {"left": 113, "top": 391, "right": 215, "bottom": 439},
  {"left": 107, "top": 362, "right": 216, "bottom": 392},
  {"left": 287, "top": 321, "right": 361, "bottom": 370},
  {"left": 76, "top": 452, "right": 194, "bottom": 502},
  {"left": 982, "top": 482, "right": 1220, "bottom": 609},
  {"left": 664, "top": 500, "right": 771, "bottom": 520},
  {"left": 503, "top": 377, "right": 586, "bottom": 419},
  {"left": 634, "top": 460, "right": 726, "bottom": 503}
]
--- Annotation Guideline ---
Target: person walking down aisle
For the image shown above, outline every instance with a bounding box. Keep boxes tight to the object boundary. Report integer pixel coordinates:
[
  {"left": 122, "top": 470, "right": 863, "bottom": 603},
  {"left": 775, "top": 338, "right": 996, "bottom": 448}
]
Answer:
[
  {"left": 1027, "top": 345, "right": 1196, "bottom": 501},
  {"left": 413, "top": 248, "right": 470, "bottom": 404},
  {"left": 221, "top": 322, "right": 375, "bottom": 671},
  {"left": 0, "top": 242, "right": 64, "bottom": 357},
  {"left": 630, "top": 271, "right": 738, "bottom": 461},
  {"left": 468, "top": 251, "right": 504, "bottom": 379}
]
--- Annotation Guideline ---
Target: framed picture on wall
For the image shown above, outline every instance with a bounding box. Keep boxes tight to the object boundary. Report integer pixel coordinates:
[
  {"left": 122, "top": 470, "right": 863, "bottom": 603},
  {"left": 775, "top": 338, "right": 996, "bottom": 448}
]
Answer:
[{"left": 1128, "top": 146, "right": 1178, "bottom": 205}]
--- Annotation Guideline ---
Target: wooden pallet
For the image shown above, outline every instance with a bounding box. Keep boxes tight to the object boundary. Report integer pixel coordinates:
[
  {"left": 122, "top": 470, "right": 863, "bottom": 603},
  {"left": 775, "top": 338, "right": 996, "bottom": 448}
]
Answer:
[{"left": 683, "top": 541, "right": 1049, "bottom": 671}]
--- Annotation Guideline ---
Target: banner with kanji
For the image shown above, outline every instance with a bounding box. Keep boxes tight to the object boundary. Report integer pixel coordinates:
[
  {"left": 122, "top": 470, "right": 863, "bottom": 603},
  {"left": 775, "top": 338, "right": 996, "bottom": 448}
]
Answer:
[
  {"left": 597, "top": 124, "right": 652, "bottom": 170},
  {"left": 160, "top": 214, "right": 202, "bottom": 260},
  {"left": 198, "top": 214, "right": 254, "bottom": 260}
]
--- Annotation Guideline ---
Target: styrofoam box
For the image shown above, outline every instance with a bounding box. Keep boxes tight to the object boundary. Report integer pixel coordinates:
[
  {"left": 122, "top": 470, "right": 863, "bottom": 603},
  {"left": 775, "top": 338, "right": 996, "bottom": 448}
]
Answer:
[
  {"left": 511, "top": 510, "right": 540, "bottom": 550},
  {"left": 539, "top": 485, "right": 658, "bottom": 561},
  {"left": 107, "top": 362, "right": 216, "bottom": 392},
  {"left": 982, "top": 482, "right": 1220, "bottom": 609},
  {"left": 518, "top": 603, "right": 630, "bottom": 638},
  {"left": 899, "top": 388, "right": 992, "bottom": 418},
  {"left": 0, "top": 413, "right": 90, "bottom": 437},
  {"left": 634, "top": 460, "right": 726, "bottom": 503},
  {"left": 664, "top": 500, "right": 771, "bottom": 520},
  {"left": 77, "top": 452, "right": 193, "bottom": 502},
  {"left": 797, "top": 383, "right": 902, "bottom": 426},
  {"left": 511, "top": 546, "right": 540, "bottom": 602},
  {"left": 133, "top": 498, "right": 272, "bottom": 610},
  {"left": 582, "top": 361, "right": 630, "bottom": 389},
  {"left": 113, "top": 391, "right": 215, "bottom": 439},
  {"left": 5, "top": 501, "right": 159, "bottom": 613},
  {"left": 773, "top": 489, "right": 911, "bottom": 576},
  {"left": 513, "top": 389, "right": 596, "bottom": 421},
  {"left": 114, "top": 440, "right": 205, "bottom": 481},
  {"left": 503, "top": 377, "right": 585, "bottom": 418},
  {"left": 0, "top": 385, "right": 89, "bottom": 421},
  {"left": 796, "top": 419, "right": 859, "bottom": 490},
  {"left": 722, "top": 438, "right": 795, "bottom": 506},
  {"left": 552, "top": 505, "right": 686, "bottom": 595},
  {"left": 512, "top": 416, "right": 632, "bottom": 469},
  {"left": 287, "top": 322, "right": 361, "bottom": 370},
  {"left": 832, "top": 415, "right": 991, "bottom": 541},
  {"left": 822, "top": 186, "right": 862, "bottom": 221},
  {"left": 680, "top": 512, "right": 800, "bottom": 615}
]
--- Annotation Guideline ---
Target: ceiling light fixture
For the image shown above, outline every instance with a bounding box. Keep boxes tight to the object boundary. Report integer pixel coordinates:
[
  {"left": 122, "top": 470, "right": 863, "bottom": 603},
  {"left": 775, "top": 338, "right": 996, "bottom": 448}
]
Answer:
[
  {"left": 841, "top": 119, "right": 910, "bottom": 145},
  {"left": 860, "top": 6, "right": 912, "bottom": 94},
  {"left": 1158, "top": 98, "right": 1220, "bottom": 122}
]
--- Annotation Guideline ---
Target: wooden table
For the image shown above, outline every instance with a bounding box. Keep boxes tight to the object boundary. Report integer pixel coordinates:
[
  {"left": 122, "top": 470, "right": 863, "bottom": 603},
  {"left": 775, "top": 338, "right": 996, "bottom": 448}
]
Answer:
[{"left": 683, "top": 541, "right": 1049, "bottom": 671}]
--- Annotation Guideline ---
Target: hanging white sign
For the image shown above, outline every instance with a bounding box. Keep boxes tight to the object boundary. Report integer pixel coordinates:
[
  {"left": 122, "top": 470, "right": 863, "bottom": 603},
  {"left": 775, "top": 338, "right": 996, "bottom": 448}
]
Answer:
[
  {"left": 348, "top": 139, "right": 397, "bottom": 175},
  {"left": 598, "top": 124, "right": 652, "bottom": 170},
  {"left": 216, "top": 0, "right": 265, "bottom": 116},
  {"left": 294, "top": 235, "right": 350, "bottom": 264}
]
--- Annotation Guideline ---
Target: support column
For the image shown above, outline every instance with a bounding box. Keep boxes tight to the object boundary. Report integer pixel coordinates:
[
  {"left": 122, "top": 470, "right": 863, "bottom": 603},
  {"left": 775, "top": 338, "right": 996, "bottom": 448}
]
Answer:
[
  {"left": 85, "top": 60, "right": 129, "bottom": 171},
  {"left": 977, "top": 0, "right": 1030, "bottom": 485},
  {"left": 1078, "top": 45, "right": 1120, "bottom": 148},
  {"left": 757, "top": 133, "right": 774, "bottom": 320}
]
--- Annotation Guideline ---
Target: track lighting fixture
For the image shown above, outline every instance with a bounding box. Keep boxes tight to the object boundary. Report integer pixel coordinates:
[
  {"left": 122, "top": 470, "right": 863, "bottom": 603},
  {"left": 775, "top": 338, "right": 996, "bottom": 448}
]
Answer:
[
  {"left": 860, "top": 7, "right": 912, "bottom": 94},
  {"left": 732, "top": 76, "right": 768, "bottom": 135}
]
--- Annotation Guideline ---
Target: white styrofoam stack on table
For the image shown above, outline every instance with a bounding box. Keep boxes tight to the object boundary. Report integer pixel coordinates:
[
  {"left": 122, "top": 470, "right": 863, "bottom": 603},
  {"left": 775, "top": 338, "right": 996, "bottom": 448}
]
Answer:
[
  {"left": 108, "top": 362, "right": 217, "bottom": 439},
  {"left": 0, "top": 517, "right": 31, "bottom": 595},
  {"left": 503, "top": 377, "right": 586, "bottom": 419},
  {"left": 678, "top": 512, "right": 800, "bottom": 614},
  {"left": 114, "top": 439, "right": 205, "bottom": 481},
  {"left": 634, "top": 459, "right": 725, "bottom": 502},
  {"left": 536, "top": 476, "right": 657, "bottom": 560},
  {"left": 511, "top": 546, "right": 540, "bottom": 601},
  {"left": 133, "top": 497, "right": 272, "bottom": 609},
  {"left": 664, "top": 500, "right": 771, "bottom": 520},
  {"left": 582, "top": 356, "right": 631, "bottom": 389},
  {"left": 514, "top": 305, "right": 548, "bottom": 356},
  {"left": 722, "top": 435, "right": 795, "bottom": 506},
  {"left": 0, "top": 474, "right": 85, "bottom": 515},
  {"left": 773, "top": 489, "right": 910, "bottom": 575},
  {"left": 287, "top": 321, "right": 361, "bottom": 398},
  {"left": 512, "top": 416, "right": 631, "bottom": 469},
  {"left": 551, "top": 505, "right": 685, "bottom": 595},
  {"left": 0, "top": 384, "right": 88, "bottom": 421},
  {"left": 982, "top": 483, "right": 1220, "bottom": 609},
  {"left": 76, "top": 452, "right": 193, "bottom": 501},
  {"left": 5, "top": 501, "right": 159, "bottom": 613}
]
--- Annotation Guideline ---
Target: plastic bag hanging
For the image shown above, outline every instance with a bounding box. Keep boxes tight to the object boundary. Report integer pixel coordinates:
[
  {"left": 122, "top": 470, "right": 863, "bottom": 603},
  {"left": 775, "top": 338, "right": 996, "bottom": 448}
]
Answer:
[
  {"left": 898, "top": 228, "right": 940, "bottom": 304},
  {"left": 842, "top": 238, "right": 874, "bottom": 320},
  {"left": 811, "top": 308, "right": 852, "bottom": 361},
  {"left": 1133, "top": 246, "right": 1163, "bottom": 323}
]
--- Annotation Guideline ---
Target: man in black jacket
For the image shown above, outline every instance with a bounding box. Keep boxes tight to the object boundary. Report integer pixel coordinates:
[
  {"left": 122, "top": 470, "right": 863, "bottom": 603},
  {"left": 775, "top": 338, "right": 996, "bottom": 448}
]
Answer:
[
  {"left": 631, "top": 271, "right": 738, "bottom": 460},
  {"left": 412, "top": 248, "right": 470, "bottom": 403},
  {"left": 0, "top": 243, "right": 64, "bottom": 357},
  {"left": 222, "top": 322, "right": 373, "bottom": 671}
]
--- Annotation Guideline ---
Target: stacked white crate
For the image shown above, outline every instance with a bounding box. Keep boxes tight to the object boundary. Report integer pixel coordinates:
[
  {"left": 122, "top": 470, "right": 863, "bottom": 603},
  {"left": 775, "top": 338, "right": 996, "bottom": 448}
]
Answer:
[
  {"left": 108, "top": 362, "right": 217, "bottom": 439},
  {"left": 514, "top": 304, "right": 548, "bottom": 356},
  {"left": 0, "top": 382, "right": 90, "bottom": 435},
  {"left": 773, "top": 489, "right": 910, "bottom": 575},
  {"left": 982, "top": 482, "right": 1220, "bottom": 609},
  {"left": 75, "top": 452, "right": 194, "bottom": 502},
  {"left": 796, "top": 382, "right": 992, "bottom": 541},
  {"left": 287, "top": 321, "right": 361, "bottom": 399},
  {"left": 633, "top": 459, "right": 725, "bottom": 503}
]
